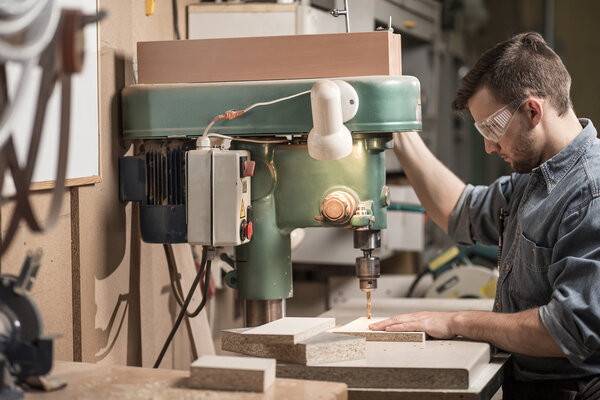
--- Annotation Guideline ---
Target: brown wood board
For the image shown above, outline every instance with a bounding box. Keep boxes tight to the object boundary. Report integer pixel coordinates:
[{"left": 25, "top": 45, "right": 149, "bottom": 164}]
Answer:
[{"left": 137, "top": 31, "right": 401, "bottom": 84}]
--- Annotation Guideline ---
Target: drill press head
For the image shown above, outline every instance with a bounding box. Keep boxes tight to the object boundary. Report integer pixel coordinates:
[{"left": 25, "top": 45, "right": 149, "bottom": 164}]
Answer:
[{"left": 354, "top": 229, "right": 381, "bottom": 292}]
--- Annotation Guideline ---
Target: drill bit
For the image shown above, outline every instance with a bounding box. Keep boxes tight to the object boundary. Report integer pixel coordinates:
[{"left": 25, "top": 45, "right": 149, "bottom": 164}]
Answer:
[{"left": 366, "top": 291, "right": 372, "bottom": 319}]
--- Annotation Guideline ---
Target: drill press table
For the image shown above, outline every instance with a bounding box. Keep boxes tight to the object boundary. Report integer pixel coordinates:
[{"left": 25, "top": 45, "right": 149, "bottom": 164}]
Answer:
[{"left": 282, "top": 298, "right": 507, "bottom": 399}]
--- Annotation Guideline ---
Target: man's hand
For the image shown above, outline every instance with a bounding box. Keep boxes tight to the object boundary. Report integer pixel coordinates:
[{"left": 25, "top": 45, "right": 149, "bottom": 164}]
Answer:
[
  {"left": 368, "top": 312, "right": 457, "bottom": 339},
  {"left": 369, "top": 309, "right": 566, "bottom": 358}
]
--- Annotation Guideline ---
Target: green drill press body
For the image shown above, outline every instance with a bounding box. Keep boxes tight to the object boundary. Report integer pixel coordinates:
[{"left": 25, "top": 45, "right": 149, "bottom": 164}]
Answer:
[{"left": 122, "top": 76, "right": 421, "bottom": 300}]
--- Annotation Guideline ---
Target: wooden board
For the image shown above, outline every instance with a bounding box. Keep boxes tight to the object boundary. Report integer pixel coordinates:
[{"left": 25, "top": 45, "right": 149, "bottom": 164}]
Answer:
[
  {"left": 137, "top": 31, "right": 401, "bottom": 84},
  {"left": 24, "top": 360, "right": 347, "bottom": 399},
  {"left": 241, "top": 317, "right": 335, "bottom": 345},
  {"left": 347, "top": 354, "right": 508, "bottom": 399},
  {"left": 331, "top": 317, "right": 425, "bottom": 342},
  {"left": 189, "top": 355, "right": 275, "bottom": 392},
  {"left": 320, "top": 298, "right": 494, "bottom": 325},
  {"left": 222, "top": 328, "right": 365, "bottom": 366},
  {"left": 277, "top": 340, "right": 491, "bottom": 390}
]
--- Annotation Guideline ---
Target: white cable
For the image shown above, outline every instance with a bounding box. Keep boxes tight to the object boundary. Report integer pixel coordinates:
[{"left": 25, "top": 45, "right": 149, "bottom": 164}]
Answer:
[
  {"left": 0, "top": 0, "right": 49, "bottom": 35},
  {"left": 0, "top": 0, "right": 59, "bottom": 61},
  {"left": 201, "top": 89, "right": 311, "bottom": 138},
  {"left": 207, "top": 133, "right": 289, "bottom": 144},
  {"left": 242, "top": 89, "right": 310, "bottom": 113}
]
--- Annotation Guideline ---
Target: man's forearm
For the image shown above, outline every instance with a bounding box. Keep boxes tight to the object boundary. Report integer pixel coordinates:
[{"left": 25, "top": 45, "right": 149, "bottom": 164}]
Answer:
[
  {"left": 393, "top": 131, "right": 465, "bottom": 233},
  {"left": 452, "top": 308, "right": 565, "bottom": 357}
]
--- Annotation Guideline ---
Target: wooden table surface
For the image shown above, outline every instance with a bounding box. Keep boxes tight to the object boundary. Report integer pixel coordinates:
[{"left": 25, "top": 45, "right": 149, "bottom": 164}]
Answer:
[{"left": 24, "top": 361, "right": 348, "bottom": 400}]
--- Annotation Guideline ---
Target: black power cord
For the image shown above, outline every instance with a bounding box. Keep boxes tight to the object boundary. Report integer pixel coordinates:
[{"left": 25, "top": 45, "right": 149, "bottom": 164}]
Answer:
[
  {"left": 163, "top": 244, "right": 210, "bottom": 318},
  {"left": 154, "top": 246, "right": 212, "bottom": 368}
]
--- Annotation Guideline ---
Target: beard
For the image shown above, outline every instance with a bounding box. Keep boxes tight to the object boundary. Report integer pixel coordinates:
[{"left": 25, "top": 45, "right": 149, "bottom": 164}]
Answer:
[{"left": 506, "top": 118, "right": 542, "bottom": 173}]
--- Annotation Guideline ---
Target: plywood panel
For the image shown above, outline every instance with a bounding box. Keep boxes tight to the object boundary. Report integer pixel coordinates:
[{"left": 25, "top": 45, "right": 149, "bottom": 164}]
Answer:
[
  {"left": 278, "top": 340, "right": 491, "bottom": 390},
  {"left": 320, "top": 298, "right": 494, "bottom": 325},
  {"left": 79, "top": 0, "right": 182, "bottom": 366},
  {"left": 242, "top": 317, "right": 335, "bottom": 344},
  {"left": 139, "top": 241, "right": 194, "bottom": 370},
  {"left": 189, "top": 355, "right": 276, "bottom": 392},
  {"left": 137, "top": 31, "right": 402, "bottom": 84},
  {"left": 0, "top": 191, "right": 73, "bottom": 361},
  {"left": 331, "top": 317, "right": 425, "bottom": 342},
  {"left": 222, "top": 328, "right": 365, "bottom": 366}
]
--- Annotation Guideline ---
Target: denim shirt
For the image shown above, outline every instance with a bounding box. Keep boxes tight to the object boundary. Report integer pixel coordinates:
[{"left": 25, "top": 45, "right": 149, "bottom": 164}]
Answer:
[{"left": 448, "top": 119, "right": 600, "bottom": 381}]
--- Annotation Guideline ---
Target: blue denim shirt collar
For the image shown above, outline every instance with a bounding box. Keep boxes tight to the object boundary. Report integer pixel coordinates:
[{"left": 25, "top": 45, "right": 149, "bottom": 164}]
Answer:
[{"left": 535, "top": 119, "right": 596, "bottom": 194}]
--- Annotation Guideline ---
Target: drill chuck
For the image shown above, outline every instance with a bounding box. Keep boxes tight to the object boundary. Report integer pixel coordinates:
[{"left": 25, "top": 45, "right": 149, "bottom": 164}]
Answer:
[{"left": 355, "top": 255, "right": 380, "bottom": 292}]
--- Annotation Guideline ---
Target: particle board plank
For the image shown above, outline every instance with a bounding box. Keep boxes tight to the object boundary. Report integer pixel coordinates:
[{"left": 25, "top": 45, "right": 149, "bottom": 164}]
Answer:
[
  {"left": 189, "top": 355, "right": 276, "bottom": 392},
  {"left": 331, "top": 317, "right": 425, "bottom": 342},
  {"left": 222, "top": 328, "right": 365, "bottom": 366},
  {"left": 137, "top": 31, "right": 401, "bottom": 84},
  {"left": 277, "top": 340, "right": 491, "bottom": 390},
  {"left": 346, "top": 354, "right": 508, "bottom": 400},
  {"left": 25, "top": 360, "right": 348, "bottom": 399},
  {"left": 241, "top": 317, "right": 335, "bottom": 344},
  {"left": 320, "top": 298, "right": 494, "bottom": 325}
]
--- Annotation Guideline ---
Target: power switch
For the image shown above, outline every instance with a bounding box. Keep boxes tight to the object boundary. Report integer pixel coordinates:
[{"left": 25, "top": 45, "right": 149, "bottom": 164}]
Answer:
[
  {"left": 240, "top": 220, "right": 253, "bottom": 241},
  {"left": 243, "top": 160, "right": 255, "bottom": 177},
  {"left": 246, "top": 221, "right": 253, "bottom": 240}
]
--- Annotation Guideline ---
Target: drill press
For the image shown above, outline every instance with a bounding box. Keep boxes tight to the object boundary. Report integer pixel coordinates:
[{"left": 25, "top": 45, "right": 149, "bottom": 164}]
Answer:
[
  {"left": 354, "top": 228, "right": 381, "bottom": 319},
  {"left": 120, "top": 75, "right": 421, "bottom": 326}
]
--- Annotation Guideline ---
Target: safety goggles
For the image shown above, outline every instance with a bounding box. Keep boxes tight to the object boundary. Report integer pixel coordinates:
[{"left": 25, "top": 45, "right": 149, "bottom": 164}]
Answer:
[{"left": 474, "top": 99, "right": 527, "bottom": 142}]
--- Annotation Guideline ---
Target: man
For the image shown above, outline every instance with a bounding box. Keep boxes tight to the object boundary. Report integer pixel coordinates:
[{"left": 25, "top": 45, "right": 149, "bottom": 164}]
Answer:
[{"left": 370, "top": 32, "right": 600, "bottom": 399}]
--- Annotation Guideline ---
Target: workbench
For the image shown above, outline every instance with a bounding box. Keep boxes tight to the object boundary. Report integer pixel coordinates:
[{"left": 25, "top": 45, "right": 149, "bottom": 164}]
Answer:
[
  {"left": 24, "top": 361, "right": 347, "bottom": 400},
  {"left": 306, "top": 298, "right": 508, "bottom": 400}
]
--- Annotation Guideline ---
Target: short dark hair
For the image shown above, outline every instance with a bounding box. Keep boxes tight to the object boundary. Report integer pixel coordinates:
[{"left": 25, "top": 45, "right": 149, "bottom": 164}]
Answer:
[{"left": 452, "top": 32, "right": 572, "bottom": 117}]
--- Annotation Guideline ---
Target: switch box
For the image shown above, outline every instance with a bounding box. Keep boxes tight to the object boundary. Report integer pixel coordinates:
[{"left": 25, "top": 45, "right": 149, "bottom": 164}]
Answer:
[{"left": 187, "top": 148, "right": 253, "bottom": 247}]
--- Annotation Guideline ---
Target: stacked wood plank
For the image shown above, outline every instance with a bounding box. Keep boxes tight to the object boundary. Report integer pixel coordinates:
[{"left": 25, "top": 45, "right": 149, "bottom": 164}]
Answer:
[{"left": 221, "top": 317, "right": 366, "bottom": 366}]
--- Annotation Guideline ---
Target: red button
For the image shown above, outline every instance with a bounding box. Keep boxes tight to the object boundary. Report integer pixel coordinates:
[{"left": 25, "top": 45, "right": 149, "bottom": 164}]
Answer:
[
  {"left": 246, "top": 221, "right": 253, "bottom": 240},
  {"left": 243, "top": 161, "right": 255, "bottom": 177}
]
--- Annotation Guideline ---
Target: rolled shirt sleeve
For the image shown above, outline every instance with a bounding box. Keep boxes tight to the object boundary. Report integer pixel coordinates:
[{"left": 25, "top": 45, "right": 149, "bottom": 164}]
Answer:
[
  {"left": 448, "top": 174, "right": 517, "bottom": 247},
  {"left": 539, "top": 196, "right": 600, "bottom": 365}
]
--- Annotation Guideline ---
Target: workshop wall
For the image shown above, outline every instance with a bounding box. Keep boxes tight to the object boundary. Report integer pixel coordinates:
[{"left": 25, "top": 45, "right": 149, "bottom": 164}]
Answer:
[
  {"left": 80, "top": 0, "right": 200, "bottom": 368},
  {"left": 470, "top": 0, "right": 599, "bottom": 135},
  {"left": 441, "top": 0, "right": 600, "bottom": 186},
  {"left": 554, "top": 1, "right": 600, "bottom": 127},
  {"left": 0, "top": 0, "right": 197, "bottom": 367},
  {"left": 0, "top": 192, "right": 74, "bottom": 362}
]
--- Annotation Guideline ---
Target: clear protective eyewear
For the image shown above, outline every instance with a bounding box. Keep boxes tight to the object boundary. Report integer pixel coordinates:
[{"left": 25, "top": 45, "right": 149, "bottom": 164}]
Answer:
[{"left": 474, "top": 99, "right": 527, "bottom": 142}]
